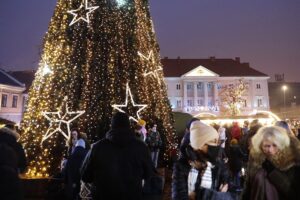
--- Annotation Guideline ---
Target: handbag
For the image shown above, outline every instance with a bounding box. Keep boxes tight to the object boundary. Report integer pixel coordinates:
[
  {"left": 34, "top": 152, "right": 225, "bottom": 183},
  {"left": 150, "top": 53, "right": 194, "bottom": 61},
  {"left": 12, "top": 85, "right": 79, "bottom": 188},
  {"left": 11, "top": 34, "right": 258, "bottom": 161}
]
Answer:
[{"left": 142, "top": 175, "right": 165, "bottom": 195}]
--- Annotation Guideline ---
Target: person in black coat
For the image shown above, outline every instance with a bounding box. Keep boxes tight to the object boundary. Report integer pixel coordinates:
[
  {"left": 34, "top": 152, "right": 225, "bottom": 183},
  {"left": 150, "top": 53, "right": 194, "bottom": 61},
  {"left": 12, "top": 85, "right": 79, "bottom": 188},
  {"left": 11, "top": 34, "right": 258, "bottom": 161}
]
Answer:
[
  {"left": 0, "top": 143, "right": 23, "bottom": 199},
  {"left": 172, "top": 121, "right": 231, "bottom": 200},
  {"left": 65, "top": 138, "right": 88, "bottom": 200},
  {"left": 0, "top": 127, "right": 27, "bottom": 173},
  {"left": 81, "top": 112, "right": 154, "bottom": 200}
]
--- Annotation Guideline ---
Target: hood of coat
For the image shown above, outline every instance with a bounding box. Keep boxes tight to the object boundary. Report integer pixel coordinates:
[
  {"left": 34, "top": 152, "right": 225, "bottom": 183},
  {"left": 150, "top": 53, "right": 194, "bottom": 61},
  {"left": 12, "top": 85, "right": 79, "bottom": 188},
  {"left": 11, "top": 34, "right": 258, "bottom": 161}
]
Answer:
[
  {"left": 105, "top": 128, "right": 135, "bottom": 147},
  {"left": 0, "top": 127, "right": 20, "bottom": 141},
  {"left": 249, "top": 136, "right": 300, "bottom": 174}
]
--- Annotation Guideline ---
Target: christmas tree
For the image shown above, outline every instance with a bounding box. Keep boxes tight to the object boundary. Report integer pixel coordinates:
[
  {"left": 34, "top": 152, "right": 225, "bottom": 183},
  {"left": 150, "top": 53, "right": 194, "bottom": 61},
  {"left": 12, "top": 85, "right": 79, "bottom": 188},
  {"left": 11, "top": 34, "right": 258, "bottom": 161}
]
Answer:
[{"left": 20, "top": 0, "right": 177, "bottom": 177}]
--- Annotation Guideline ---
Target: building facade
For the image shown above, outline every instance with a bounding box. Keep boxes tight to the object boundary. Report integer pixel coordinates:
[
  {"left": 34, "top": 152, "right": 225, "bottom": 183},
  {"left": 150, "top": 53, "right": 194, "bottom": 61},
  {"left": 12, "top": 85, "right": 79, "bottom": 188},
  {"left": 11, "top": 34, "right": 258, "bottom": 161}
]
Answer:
[
  {"left": 0, "top": 69, "right": 26, "bottom": 124},
  {"left": 162, "top": 57, "right": 270, "bottom": 116}
]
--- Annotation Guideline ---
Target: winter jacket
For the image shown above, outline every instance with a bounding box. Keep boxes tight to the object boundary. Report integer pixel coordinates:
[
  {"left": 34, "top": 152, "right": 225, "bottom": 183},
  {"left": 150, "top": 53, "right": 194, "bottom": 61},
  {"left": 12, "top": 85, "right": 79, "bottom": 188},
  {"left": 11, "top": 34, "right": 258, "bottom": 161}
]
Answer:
[
  {"left": 0, "top": 143, "right": 23, "bottom": 200},
  {"left": 65, "top": 145, "right": 88, "bottom": 200},
  {"left": 146, "top": 131, "right": 162, "bottom": 152},
  {"left": 81, "top": 128, "right": 154, "bottom": 200},
  {"left": 0, "top": 127, "right": 27, "bottom": 173},
  {"left": 242, "top": 137, "right": 300, "bottom": 200},
  {"left": 172, "top": 157, "right": 230, "bottom": 200}
]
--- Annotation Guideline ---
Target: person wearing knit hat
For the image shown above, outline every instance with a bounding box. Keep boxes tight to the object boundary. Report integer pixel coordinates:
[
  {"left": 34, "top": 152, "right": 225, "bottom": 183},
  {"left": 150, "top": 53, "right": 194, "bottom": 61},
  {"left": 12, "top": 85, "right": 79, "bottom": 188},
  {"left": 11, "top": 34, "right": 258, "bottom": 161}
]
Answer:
[
  {"left": 190, "top": 121, "right": 219, "bottom": 151},
  {"left": 172, "top": 121, "right": 231, "bottom": 200},
  {"left": 111, "top": 112, "right": 131, "bottom": 129}
]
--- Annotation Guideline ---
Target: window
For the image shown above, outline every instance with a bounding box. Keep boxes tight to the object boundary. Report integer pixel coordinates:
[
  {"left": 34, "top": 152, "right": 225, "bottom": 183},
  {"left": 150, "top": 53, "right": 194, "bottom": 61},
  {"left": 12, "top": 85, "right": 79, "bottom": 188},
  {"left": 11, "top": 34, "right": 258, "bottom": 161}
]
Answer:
[
  {"left": 12, "top": 95, "right": 18, "bottom": 108},
  {"left": 197, "top": 99, "right": 203, "bottom": 106},
  {"left": 187, "top": 100, "right": 193, "bottom": 107},
  {"left": 256, "top": 84, "right": 261, "bottom": 89},
  {"left": 1, "top": 94, "right": 8, "bottom": 107},
  {"left": 257, "top": 98, "right": 263, "bottom": 107},
  {"left": 207, "top": 83, "right": 213, "bottom": 90},
  {"left": 197, "top": 83, "right": 203, "bottom": 90},
  {"left": 176, "top": 100, "right": 182, "bottom": 108},
  {"left": 176, "top": 84, "right": 181, "bottom": 90},
  {"left": 243, "top": 100, "right": 247, "bottom": 107},
  {"left": 187, "top": 83, "right": 193, "bottom": 90}
]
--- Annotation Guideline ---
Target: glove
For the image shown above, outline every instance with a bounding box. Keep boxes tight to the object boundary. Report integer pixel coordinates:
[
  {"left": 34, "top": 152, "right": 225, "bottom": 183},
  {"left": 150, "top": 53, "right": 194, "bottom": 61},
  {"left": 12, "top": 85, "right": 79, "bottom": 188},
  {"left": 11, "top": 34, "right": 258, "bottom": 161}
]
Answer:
[{"left": 262, "top": 159, "right": 275, "bottom": 173}]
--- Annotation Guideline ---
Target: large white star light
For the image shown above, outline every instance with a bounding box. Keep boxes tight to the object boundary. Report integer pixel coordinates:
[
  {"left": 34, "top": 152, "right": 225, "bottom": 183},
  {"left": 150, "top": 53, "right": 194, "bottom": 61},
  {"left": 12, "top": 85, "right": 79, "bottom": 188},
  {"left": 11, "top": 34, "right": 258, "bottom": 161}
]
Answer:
[
  {"left": 138, "top": 50, "right": 163, "bottom": 85},
  {"left": 67, "top": 0, "right": 99, "bottom": 26},
  {"left": 41, "top": 97, "right": 85, "bottom": 144},
  {"left": 112, "top": 83, "right": 147, "bottom": 122}
]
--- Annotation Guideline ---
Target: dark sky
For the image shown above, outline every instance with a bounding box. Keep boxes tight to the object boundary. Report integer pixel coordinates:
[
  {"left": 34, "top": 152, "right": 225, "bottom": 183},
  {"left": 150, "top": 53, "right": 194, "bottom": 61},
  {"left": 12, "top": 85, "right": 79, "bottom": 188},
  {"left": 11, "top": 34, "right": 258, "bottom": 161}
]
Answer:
[{"left": 1, "top": 0, "right": 300, "bottom": 81}]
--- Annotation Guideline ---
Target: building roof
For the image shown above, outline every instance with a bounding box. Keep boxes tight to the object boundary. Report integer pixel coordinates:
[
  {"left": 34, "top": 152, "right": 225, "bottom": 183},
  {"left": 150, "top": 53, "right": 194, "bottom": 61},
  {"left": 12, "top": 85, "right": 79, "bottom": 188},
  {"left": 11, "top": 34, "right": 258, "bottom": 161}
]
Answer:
[
  {"left": 8, "top": 70, "right": 36, "bottom": 93},
  {"left": 0, "top": 69, "right": 25, "bottom": 88},
  {"left": 161, "top": 57, "right": 268, "bottom": 77}
]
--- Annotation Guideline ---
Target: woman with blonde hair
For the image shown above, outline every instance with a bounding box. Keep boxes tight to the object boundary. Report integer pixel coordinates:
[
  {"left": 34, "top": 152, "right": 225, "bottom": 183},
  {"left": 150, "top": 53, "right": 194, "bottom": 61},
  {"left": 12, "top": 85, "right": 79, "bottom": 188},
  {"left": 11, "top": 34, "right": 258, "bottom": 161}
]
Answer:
[{"left": 242, "top": 126, "right": 300, "bottom": 200}]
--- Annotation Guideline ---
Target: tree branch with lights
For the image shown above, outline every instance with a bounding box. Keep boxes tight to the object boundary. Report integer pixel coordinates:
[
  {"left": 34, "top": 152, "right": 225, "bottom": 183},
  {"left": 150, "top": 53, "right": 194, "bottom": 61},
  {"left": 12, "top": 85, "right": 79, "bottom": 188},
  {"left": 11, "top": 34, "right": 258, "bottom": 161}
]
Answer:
[{"left": 219, "top": 79, "right": 248, "bottom": 116}]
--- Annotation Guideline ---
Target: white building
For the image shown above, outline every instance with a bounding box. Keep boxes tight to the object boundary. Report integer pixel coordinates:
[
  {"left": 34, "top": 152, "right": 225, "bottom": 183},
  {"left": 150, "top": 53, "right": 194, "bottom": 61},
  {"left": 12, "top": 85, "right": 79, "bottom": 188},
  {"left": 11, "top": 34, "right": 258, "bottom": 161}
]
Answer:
[
  {"left": 162, "top": 57, "right": 270, "bottom": 116},
  {"left": 0, "top": 69, "right": 26, "bottom": 124}
]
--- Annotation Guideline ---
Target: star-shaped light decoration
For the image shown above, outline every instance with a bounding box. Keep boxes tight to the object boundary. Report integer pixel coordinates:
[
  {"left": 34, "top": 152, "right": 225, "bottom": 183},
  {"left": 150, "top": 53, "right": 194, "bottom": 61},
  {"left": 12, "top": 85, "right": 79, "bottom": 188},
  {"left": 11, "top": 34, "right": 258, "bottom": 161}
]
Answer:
[
  {"left": 67, "top": 0, "right": 99, "bottom": 26},
  {"left": 41, "top": 97, "right": 85, "bottom": 144},
  {"left": 112, "top": 83, "right": 147, "bottom": 122},
  {"left": 138, "top": 50, "right": 163, "bottom": 85},
  {"left": 80, "top": 181, "right": 92, "bottom": 200}
]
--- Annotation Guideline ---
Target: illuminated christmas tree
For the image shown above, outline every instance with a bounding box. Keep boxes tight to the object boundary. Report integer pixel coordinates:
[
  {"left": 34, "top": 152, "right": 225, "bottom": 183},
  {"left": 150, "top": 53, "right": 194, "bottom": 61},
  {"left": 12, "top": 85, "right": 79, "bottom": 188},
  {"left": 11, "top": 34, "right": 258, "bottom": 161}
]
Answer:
[{"left": 20, "top": 0, "right": 176, "bottom": 177}]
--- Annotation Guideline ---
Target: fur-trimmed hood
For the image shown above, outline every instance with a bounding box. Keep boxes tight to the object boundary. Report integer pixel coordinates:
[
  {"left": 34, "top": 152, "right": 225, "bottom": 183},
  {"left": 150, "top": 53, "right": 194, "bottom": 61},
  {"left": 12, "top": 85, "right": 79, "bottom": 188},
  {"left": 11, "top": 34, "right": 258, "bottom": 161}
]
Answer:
[
  {"left": 0, "top": 127, "right": 20, "bottom": 140},
  {"left": 248, "top": 136, "right": 300, "bottom": 176}
]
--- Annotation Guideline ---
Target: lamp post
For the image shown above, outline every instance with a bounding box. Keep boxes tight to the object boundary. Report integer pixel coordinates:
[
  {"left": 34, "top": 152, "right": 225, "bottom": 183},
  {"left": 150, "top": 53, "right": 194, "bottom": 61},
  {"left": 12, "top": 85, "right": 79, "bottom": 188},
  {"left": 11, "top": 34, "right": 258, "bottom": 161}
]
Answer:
[{"left": 282, "top": 85, "right": 288, "bottom": 119}]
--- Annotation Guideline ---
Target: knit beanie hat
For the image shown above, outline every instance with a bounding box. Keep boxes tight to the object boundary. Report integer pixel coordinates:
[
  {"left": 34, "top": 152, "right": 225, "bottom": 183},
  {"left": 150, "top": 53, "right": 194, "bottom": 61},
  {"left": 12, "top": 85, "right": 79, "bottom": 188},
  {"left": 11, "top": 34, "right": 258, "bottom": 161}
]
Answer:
[
  {"left": 190, "top": 121, "right": 219, "bottom": 150},
  {"left": 111, "top": 112, "right": 130, "bottom": 129}
]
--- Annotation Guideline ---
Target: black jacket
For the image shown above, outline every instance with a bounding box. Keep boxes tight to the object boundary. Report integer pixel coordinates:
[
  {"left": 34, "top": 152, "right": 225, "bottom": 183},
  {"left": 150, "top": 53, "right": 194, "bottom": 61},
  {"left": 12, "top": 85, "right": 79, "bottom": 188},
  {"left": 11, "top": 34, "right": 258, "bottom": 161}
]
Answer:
[
  {"left": 0, "top": 128, "right": 27, "bottom": 173},
  {"left": 65, "top": 146, "right": 88, "bottom": 199},
  {"left": 172, "top": 157, "right": 230, "bottom": 200},
  {"left": 0, "top": 144, "right": 23, "bottom": 200},
  {"left": 81, "top": 128, "right": 154, "bottom": 200}
]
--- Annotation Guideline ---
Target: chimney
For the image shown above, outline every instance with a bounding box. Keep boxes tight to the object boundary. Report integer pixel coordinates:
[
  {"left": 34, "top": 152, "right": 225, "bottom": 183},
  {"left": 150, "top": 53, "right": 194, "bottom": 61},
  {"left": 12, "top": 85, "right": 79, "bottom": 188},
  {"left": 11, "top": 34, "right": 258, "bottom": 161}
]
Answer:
[
  {"left": 210, "top": 56, "right": 215, "bottom": 62},
  {"left": 235, "top": 57, "right": 240, "bottom": 63},
  {"left": 177, "top": 56, "right": 181, "bottom": 60}
]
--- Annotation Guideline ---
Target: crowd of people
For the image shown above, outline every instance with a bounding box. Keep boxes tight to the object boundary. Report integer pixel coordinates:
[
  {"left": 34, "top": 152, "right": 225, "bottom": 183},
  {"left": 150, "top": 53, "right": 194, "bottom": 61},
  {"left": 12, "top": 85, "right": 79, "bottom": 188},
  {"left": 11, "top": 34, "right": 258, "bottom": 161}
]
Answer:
[
  {"left": 172, "top": 118, "right": 300, "bottom": 200},
  {"left": 1, "top": 112, "right": 300, "bottom": 200}
]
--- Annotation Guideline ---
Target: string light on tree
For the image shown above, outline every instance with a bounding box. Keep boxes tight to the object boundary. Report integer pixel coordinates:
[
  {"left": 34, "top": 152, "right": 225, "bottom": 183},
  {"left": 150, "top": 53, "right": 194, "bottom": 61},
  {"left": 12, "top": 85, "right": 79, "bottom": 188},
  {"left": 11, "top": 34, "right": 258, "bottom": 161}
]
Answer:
[
  {"left": 115, "top": 0, "right": 127, "bottom": 7},
  {"left": 67, "top": 0, "right": 99, "bottom": 26},
  {"left": 112, "top": 83, "right": 147, "bottom": 122},
  {"left": 41, "top": 97, "right": 85, "bottom": 144},
  {"left": 41, "top": 62, "right": 53, "bottom": 76},
  {"left": 138, "top": 50, "right": 163, "bottom": 85}
]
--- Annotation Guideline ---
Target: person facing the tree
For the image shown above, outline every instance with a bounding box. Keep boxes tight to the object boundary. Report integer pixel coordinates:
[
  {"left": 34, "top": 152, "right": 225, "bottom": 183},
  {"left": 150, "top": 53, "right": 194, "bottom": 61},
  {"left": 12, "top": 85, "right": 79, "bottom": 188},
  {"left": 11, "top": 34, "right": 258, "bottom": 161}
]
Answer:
[
  {"left": 146, "top": 123, "right": 162, "bottom": 168},
  {"left": 0, "top": 126, "right": 27, "bottom": 174},
  {"left": 81, "top": 112, "right": 154, "bottom": 200}
]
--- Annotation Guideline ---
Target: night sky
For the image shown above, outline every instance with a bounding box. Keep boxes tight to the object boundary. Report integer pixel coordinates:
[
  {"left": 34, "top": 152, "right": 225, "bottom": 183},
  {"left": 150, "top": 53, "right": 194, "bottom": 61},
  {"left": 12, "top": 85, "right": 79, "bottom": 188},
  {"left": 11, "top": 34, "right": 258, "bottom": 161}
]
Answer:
[{"left": 1, "top": 0, "right": 300, "bottom": 81}]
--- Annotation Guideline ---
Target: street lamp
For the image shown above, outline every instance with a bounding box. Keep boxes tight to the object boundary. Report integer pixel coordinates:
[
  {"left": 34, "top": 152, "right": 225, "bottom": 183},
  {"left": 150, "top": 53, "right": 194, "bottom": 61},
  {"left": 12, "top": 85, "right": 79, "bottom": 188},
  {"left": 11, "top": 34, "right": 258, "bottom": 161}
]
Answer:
[{"left": 282, "top": 85, "right": 288, "bottom": 118}]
